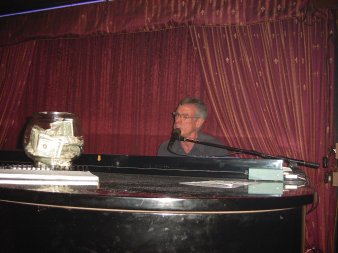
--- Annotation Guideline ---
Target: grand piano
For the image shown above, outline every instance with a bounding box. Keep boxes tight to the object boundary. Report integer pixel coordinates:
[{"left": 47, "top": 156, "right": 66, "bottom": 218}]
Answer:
[{"left": 0, "top": 150, "right": 314, "bottom": 253}]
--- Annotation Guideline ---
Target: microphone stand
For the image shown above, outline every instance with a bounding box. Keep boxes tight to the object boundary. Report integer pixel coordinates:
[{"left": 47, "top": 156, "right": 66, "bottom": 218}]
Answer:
[{"left": 178, "top": 136, "right": 319, "bottom": 169}]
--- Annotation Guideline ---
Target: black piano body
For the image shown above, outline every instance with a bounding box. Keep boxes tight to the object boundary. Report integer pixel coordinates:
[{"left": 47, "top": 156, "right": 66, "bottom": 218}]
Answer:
[{"left": 0, "top": 150, "right": 313, "bottom": 253}]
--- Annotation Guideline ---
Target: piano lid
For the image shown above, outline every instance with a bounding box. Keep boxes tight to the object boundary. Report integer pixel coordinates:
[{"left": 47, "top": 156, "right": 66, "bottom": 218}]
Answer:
[
  {"left": 0, "top": 150, "right": 284, "bottom": 180},
  {"left": 73, "top": 154, "right": 283, "bottom": 180}
]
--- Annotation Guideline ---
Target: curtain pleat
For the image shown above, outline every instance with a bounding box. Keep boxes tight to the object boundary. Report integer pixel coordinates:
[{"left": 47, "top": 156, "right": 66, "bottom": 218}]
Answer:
[{"left": 0, "top": 41, "right": 36, "bottom": 147}]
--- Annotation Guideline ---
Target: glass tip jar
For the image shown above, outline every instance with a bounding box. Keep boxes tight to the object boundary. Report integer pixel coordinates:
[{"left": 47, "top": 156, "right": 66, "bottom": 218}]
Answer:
[{"left": 23, "top": 112, "right": 84, "bottom": 169}]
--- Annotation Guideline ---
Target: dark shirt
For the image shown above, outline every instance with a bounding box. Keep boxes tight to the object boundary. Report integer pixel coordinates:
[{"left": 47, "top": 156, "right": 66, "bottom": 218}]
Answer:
[{"left": 157, "top": 132, "right": 228, "bottom": 157}]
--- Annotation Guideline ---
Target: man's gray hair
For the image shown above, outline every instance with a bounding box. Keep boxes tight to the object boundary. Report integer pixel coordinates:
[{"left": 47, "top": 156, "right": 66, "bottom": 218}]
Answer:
[{"left": 179, "top": 97, "right": 208, "bottom": 119}]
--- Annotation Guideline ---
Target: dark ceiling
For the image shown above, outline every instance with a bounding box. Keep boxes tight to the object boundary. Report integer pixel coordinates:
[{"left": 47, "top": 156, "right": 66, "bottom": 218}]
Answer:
[{"left": 0, "top": 0, "right": 106, "bottom": 18}]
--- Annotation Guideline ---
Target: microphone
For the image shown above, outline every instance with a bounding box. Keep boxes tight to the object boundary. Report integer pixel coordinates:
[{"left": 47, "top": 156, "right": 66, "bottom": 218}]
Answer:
[{"left": 168, "top": 128, "right": 181, "bottom": 150}]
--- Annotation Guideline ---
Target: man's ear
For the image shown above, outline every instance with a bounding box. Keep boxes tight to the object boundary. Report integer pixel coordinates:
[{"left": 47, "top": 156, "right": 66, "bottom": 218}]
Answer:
[{"left": 196, "top": 118, "right": 205, "bottom": 129}]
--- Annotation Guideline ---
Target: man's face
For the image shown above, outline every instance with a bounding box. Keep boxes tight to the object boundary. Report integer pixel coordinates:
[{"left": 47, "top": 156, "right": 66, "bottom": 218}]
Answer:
[{"left": 173, "top": 104, "right": 204, "bottom": 138}]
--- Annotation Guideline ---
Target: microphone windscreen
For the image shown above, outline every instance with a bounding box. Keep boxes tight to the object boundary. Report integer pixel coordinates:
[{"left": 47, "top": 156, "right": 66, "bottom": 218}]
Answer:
[
  {"left": 172, "top": 128, "right": 181, "bottom": 139},
  {"left": 168, "top": 128, "right": 181, "bottom": 151}
]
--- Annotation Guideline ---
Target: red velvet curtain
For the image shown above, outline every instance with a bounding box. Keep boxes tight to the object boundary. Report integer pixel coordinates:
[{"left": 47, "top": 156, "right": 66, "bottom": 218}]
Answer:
[
  {"left": 0, "top": 0, "right": 309, "bottom": 46},
  {"left": 0, "top": 41, "right": 36, "bottom": 148},
  {"left": 2, "top": 28, "right": 221, "bottom": 155},
  {"left": 189, "top": 10, "right": 336, "bottom": 251},
  {"left": 0, "top": 1, "right": 336, "bottom": 252}
]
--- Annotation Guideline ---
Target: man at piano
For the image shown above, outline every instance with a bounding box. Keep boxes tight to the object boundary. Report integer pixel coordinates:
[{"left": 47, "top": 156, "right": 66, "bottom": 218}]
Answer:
[{"left": 157, "top": 97, "right": 229, "bottom": 157}]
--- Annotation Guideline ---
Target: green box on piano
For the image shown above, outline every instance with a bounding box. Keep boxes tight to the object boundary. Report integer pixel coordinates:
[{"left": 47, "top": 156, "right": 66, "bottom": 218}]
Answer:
[{"left": 248, "top": 168, "right": 284, "bottom": 181}]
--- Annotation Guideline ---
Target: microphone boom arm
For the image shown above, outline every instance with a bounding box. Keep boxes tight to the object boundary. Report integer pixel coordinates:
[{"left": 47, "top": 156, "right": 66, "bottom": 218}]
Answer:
[{"left": 179, "top": 137, "right": 319, "bottom": 169}]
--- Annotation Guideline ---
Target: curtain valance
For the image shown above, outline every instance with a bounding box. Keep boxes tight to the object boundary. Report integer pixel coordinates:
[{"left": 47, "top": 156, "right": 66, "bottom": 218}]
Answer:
[{"left": 0, "top": 0, "right": 311, "bottom": 46}]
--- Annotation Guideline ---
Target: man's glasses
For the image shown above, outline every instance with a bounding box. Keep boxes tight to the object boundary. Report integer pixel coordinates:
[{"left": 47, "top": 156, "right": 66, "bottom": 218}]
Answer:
[{"left": 172, "top": 112, "right": 199, "bottom": 120}]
